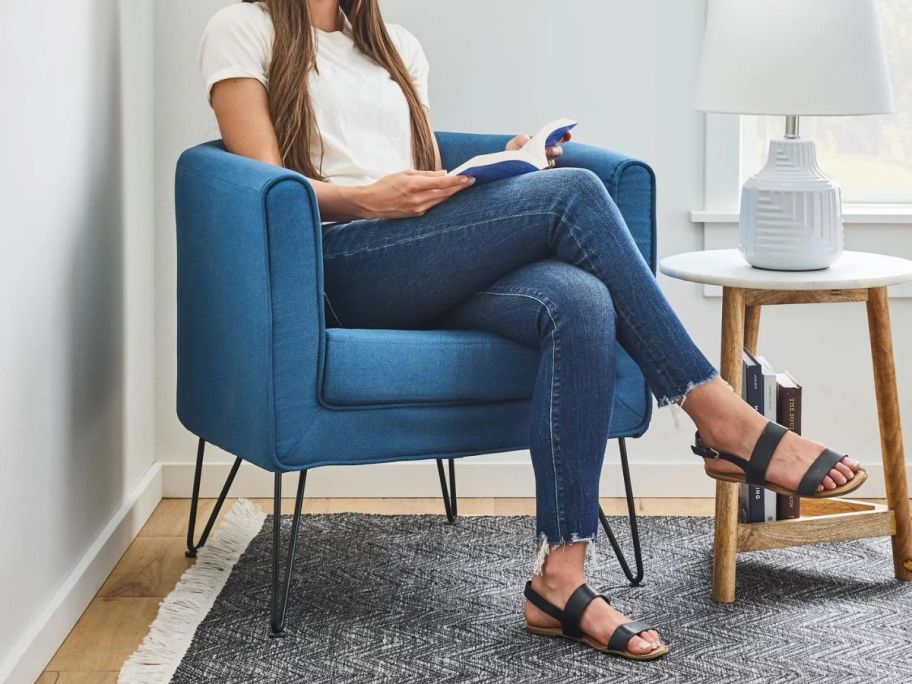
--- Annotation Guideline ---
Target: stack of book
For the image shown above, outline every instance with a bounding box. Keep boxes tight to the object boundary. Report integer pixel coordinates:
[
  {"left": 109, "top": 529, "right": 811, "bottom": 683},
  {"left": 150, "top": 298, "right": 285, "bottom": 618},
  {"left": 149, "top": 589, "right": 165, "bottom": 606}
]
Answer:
[{"left": 739, "top": 349, "right": 803, "bottom": 523}]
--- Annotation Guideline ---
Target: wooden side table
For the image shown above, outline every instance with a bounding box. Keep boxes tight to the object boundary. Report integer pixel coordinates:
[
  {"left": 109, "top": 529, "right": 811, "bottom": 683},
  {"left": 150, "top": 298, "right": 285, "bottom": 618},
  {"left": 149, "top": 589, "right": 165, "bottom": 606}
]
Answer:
[{"left": 660, "top": 249, "right": 912, "bottom": 603}]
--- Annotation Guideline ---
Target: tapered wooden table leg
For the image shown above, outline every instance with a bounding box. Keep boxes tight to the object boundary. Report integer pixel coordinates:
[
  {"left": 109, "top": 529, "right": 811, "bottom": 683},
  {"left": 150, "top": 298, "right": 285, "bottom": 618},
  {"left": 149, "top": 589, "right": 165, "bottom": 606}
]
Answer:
[
  {"left": 744, "top": 304, "right": 761, "bottom": 355},
  {"left": 866, "top": 287, "right": 912, "bottom": 580},
  {"left": 712, "top": 287, "right": 746, "bottom": 603},
  {"left": 712, "top": 480, "right": 740, "bottom": 603}
]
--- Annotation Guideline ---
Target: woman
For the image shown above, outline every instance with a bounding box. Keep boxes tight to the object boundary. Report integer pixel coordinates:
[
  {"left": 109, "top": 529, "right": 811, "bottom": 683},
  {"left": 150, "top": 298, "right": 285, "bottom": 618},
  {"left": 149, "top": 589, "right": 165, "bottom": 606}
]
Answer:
[{"left": 198, "top": 0, "right": 866, "bottom": 660}]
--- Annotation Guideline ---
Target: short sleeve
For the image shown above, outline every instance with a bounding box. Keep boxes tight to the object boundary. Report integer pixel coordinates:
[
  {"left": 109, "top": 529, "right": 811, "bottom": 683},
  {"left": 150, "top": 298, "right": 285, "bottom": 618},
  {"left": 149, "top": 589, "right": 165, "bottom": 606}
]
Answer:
[
  {"left": 387, "top": 24, "right": 430, "bottom": 108},
  {"left": 198, "top": 3, "right": 273, "bottom": 102}
]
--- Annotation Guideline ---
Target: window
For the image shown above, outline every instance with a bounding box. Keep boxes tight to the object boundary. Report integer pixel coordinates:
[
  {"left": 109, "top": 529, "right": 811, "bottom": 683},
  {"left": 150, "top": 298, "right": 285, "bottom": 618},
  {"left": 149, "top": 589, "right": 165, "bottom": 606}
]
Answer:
[{"left": 740, "top": 0, "right": 912, "bottom": 204}]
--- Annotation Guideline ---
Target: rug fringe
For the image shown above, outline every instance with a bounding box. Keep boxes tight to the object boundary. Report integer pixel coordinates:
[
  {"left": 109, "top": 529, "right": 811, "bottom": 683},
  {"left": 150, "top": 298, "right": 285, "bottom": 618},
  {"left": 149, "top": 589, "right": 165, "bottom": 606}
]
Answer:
[{"left": 118, "top": 498, "right": 266, "bottom": 684}]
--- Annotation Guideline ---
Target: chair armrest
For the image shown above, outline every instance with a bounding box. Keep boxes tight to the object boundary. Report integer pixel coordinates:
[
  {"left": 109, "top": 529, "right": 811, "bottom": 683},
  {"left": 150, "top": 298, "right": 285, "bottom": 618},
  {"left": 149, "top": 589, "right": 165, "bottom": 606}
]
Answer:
[
  {"left": 435, "top": 132, "right": 657, "bottom": 272},
  {"left": 175, "top": 141, "right": 324, "bottom": 470}
]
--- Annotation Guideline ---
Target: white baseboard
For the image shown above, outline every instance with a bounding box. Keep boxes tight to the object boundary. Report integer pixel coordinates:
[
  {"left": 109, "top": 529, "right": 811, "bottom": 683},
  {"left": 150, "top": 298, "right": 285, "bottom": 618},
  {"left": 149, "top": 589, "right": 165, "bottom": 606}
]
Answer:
[
  {"left": 1, "top": 464, "right": 164, "bottom": 684},
  {"left": 160, "top": 458, "right": 904, "bottom": 500}
]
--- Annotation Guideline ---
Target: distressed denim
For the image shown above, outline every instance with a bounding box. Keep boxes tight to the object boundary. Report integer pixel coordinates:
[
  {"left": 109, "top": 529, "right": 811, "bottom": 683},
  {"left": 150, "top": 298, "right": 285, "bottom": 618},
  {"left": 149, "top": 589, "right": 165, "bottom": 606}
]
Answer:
[{"left": 321, "top": 169, "right": 717, "bottom": 552}]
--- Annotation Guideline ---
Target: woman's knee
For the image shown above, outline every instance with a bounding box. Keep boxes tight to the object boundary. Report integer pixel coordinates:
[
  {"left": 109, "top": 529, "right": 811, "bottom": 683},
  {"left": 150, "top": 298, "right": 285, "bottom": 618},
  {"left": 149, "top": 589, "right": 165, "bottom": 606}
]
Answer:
[
  {"left": 538, "top": 168, "right": 609, "bottom": 204},
  {"left": 555, "top": 167, "right": 605, "bottom": 192},
  {"left": 525, "top": 168, "right": 625, "bottom": 239},
  {"left": 513, "top": 261, "right": 616, "bottom": 342}
]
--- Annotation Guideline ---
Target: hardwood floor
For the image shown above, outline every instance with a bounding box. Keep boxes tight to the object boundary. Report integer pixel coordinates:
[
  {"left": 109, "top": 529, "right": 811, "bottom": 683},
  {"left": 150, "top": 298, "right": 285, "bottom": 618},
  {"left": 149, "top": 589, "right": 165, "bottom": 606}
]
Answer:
[{"left": 35, "top": 496, "right": 884, "bottom": 681}]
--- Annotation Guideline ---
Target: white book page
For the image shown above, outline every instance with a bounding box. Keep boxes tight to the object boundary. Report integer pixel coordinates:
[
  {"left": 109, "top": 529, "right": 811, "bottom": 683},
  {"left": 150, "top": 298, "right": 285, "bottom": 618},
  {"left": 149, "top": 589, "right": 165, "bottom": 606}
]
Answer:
[
  {"left": 448, "top": 118, "right": 576, "bottom": 176},
  {"left": 519, "top": 118, "right": 577, "bottom": 169}
]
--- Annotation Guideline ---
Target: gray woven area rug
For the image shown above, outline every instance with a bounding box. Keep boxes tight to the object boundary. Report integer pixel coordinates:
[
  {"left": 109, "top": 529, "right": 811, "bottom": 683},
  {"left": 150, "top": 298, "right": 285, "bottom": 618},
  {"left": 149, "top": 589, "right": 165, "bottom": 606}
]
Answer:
[{"left": 122, "top": 501, "right": 912, "bottom": 683}]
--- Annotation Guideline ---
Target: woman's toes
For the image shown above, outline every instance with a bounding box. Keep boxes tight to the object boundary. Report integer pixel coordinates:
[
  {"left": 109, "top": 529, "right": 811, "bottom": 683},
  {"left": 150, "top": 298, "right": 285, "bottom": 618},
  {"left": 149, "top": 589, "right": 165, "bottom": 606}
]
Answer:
[
  {"left": 842, "top": 456, "right": 861, "bottom": 471},
  {"left": 628, "top": 629, "right": 663, "bottom": 653},
  {"left": 835, "top": 461, "right": 855, "bottom": 480},
  {"left": 822, "top": 475, "right": 837, "bottom": 490},
  {"left": 830, "top": 469, "right": 848, "bottom": 486},
  {"left": 629, "top": 636, "right": 654, "bottom": 654}
]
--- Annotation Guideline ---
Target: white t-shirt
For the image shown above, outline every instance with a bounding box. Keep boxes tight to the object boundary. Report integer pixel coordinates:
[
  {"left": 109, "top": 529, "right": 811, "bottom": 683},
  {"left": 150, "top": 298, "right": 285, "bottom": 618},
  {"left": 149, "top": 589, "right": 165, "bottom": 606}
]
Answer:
[{"left": 198, "top": 2, "right": 430, "bottom": 186}]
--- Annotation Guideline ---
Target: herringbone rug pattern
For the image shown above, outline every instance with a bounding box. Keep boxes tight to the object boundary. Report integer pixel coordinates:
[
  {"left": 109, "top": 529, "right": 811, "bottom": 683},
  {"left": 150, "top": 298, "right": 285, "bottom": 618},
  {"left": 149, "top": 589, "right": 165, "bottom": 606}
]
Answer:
[{"left": 171, "top": 513, "right": 912, "bottom": 683}]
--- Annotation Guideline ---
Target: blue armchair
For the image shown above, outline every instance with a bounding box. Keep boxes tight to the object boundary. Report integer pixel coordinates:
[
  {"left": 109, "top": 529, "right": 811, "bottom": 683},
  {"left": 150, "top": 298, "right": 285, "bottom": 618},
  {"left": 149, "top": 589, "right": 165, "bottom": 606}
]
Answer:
[{"left": 176, "top": 132, "right": 657, "bottom": 633}]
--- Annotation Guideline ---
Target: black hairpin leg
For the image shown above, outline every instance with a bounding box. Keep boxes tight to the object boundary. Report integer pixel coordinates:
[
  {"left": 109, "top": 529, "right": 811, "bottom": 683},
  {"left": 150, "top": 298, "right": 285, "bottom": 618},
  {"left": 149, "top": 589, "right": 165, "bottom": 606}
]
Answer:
[
  {"left": 271, "top": 469, "right": 307, "bottom": 635},
  {"left": 598, "top": 438, "right": 645, "bottom": 586},
  {"left": 436, "top": 458, "right": 457, "bottom": 524},
  {"left": 186, "top": 438, "right": 242, "bottom": 558}
]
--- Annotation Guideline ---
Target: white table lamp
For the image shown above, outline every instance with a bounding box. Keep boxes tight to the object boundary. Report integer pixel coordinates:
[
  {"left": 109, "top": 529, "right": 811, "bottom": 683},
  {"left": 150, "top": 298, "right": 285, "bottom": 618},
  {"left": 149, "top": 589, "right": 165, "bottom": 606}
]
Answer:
[{"left": 695, "top": 0, "right": 895, "bottom": 271}]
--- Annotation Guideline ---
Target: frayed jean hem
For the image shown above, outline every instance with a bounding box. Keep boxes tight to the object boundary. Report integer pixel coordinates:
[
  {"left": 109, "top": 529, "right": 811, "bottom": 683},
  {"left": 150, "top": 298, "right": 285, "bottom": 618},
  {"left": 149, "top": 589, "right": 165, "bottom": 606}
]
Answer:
[
  {"left": 655, "top": 368, "right": 721, "bottom": 409},
  {"left": 532, "top": 532, "right": 596, "bottom": 576}
]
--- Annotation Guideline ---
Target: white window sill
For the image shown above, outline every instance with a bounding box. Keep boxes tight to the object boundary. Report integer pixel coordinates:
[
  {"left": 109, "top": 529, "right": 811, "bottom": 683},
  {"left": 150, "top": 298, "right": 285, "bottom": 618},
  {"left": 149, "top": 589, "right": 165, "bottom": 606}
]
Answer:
[{"left": 691, "top": 204, "right": 912, "bottom": 226}]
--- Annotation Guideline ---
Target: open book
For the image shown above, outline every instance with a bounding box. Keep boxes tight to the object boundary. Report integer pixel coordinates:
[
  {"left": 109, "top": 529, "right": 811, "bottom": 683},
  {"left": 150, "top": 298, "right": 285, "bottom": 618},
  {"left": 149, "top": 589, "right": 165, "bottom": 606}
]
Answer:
[{"left": 449, "top": 118, "right": 578, "bottom": 186}]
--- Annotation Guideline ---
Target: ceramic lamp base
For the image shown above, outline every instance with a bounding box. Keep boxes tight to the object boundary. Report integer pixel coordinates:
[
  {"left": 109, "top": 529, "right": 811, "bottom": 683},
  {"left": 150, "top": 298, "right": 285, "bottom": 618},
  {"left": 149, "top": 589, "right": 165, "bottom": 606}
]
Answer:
[{"left": 739, "top": 138, "right": 843, "bottom": 271}]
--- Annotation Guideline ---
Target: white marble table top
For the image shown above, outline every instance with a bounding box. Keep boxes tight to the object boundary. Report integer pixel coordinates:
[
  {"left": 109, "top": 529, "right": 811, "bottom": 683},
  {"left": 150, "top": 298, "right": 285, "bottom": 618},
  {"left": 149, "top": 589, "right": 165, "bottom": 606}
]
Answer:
[{"left": 659, "top": 249, "right": 912, "bottom": 291}]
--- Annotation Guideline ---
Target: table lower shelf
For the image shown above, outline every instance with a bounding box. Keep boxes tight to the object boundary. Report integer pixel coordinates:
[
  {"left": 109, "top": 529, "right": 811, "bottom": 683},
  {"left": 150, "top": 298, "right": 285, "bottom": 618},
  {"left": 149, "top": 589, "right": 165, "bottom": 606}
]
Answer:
[{"left": 736, "top": 498, "right": 897, "bottom": 554}]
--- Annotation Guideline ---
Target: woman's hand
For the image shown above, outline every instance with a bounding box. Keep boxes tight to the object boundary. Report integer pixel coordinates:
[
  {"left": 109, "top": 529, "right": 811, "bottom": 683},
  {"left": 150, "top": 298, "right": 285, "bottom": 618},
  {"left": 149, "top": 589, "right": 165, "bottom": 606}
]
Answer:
[
  {"left": 506, "top": 131, "right": 573, "bottom": 164},
  {"left": 347, "top": 170, "right": 475, "bottom": 219}
]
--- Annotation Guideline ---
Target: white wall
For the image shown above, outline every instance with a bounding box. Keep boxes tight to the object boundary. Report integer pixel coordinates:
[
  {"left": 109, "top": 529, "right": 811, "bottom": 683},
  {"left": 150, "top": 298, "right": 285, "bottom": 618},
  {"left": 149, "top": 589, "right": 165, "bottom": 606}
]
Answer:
[
  {"left": 152, "top": 0, "right": 911, "bottom": 497},
  {"left": 0, "top": 0, "right": 157, "bottom": 680}
]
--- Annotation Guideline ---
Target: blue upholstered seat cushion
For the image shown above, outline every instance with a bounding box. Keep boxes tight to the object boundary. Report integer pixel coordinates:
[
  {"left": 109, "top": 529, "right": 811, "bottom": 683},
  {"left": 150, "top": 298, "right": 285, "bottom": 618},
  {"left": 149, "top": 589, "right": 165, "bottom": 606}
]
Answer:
[
  {"left": 320, "top": 328, "right": 648, "bottom": 437},
  {"left": 322, "top": 328, "right": 538, "bottom": 405}
]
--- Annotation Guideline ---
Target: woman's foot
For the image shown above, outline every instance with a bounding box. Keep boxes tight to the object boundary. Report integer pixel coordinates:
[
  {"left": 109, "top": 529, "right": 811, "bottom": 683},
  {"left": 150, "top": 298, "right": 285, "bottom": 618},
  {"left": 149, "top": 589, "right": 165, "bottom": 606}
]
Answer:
[
  {"left": 683, "top": 378, "right": 861, "bottom": 493},
  {"left": 524, "top": 543, "right": 662, "bottom": 656}
]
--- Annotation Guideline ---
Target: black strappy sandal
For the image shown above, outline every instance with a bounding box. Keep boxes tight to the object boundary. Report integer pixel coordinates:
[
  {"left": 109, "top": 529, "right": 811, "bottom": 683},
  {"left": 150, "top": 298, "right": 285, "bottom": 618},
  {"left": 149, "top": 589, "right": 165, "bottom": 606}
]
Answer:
[
  {"left": 523, "top": 581, "right": 668, "bottom": 661},
  {"left": 693, "top": 421, "right": 867, "bottom": 498}
]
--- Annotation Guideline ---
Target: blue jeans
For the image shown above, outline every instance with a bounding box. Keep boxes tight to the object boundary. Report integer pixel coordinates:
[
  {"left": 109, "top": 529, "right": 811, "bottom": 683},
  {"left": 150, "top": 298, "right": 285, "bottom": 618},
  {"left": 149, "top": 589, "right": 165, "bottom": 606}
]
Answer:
[{"left": 321, "top": 169, "right": 717, "bottom": 550}]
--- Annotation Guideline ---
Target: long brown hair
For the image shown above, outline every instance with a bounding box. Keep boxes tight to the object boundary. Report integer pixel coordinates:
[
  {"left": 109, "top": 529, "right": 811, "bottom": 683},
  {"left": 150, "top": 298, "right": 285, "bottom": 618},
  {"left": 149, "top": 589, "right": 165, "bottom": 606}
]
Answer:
[{"left": 243, "top": 0, "right": 436, "bottom": 179}]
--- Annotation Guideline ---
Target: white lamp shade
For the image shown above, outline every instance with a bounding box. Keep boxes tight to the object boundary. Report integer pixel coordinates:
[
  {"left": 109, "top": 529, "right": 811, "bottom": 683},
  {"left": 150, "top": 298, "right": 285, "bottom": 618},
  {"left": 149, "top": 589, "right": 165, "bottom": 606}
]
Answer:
[{"left": 695, "top": 0, "right": 895, "bottom": 116}]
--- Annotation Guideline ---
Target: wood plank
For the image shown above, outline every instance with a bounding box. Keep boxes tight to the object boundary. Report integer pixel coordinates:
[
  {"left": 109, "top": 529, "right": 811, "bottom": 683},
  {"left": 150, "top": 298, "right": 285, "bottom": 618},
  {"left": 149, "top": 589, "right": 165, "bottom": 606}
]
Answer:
[
  {"left": 140, "top": 497, "right": 219, "bottom": 537},
  {"left": 597, "top": 499, "right": 633, "bottom": 516},
  {"left": 325, "top": 498, "right": 448, "bottom": 515},
  {"left": 98, "top": 537, "right": 194, "bottom": 598},
  {"left": 56, "top": 673, "right": 118, "bottom": 684},
  {"left": 251, "top": 497, "right": 453, "bottom": 515},
  {"left": 45, "top": 598, "right": 161, "bottom": 672},
  {"left": 443, "top": 498, "right": 497, "bottom": 516},
  {"left": 249, "top": 496, "right": 325, "bottom": 515},
  {"left": 800, "top": 497, "right": 883, "bottom": 516},
  {"left": 141, "top": 498, "right": 683, "bottom": 530},
  {"left": 744, "top": 288, "right": 868, "bottom": 306},
  {"left": 493, "top": 498, "right": 535, "bottom": 515},
  {"left": 638, "top": 498, "right": 715, "bottom": 516},
  {"left": 35, "top": 672, "right": 59, "bottom": 683},
  {"left": 491, "top": 498, "right": 674, "bottom": 516},
  {"left": 737, "top": 510, "right": 895, "bottom": 553}
]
